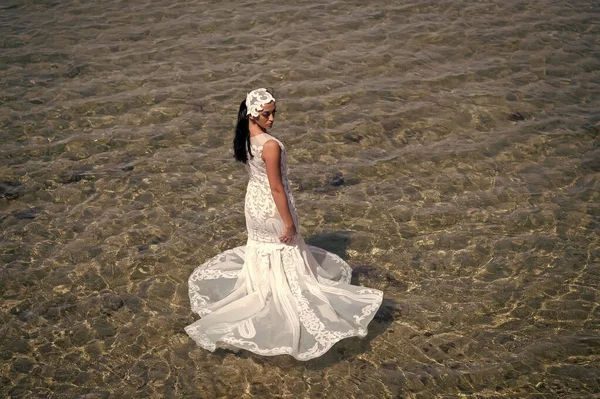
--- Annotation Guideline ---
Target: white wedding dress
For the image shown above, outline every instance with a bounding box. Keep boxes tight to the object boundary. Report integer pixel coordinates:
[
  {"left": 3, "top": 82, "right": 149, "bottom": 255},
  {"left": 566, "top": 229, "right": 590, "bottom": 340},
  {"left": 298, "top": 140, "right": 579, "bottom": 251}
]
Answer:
[{"left": 185, "top": 133, "right": 383, "bottom": 360}]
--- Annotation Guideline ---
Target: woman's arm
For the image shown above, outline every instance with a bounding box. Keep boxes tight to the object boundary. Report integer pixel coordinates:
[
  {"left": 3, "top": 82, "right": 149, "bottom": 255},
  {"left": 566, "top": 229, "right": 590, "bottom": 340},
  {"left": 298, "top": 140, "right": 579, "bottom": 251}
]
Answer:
[{"left": 262, "top": 140, "right": 296, "bottom": 243}]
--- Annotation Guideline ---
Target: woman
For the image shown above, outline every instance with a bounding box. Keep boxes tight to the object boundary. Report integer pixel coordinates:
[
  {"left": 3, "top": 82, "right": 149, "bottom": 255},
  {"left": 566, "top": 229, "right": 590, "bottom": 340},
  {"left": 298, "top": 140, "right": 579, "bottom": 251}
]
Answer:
[{"left": 185, "top": 88, "right": 383, "bottom": 360}]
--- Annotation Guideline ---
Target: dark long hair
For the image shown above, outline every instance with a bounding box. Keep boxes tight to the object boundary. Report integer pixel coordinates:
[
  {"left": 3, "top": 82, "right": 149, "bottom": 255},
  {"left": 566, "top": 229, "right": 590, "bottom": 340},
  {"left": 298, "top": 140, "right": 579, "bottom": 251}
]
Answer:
[{"left": 233, "top": 100, "right": 252, "bottom": 163}]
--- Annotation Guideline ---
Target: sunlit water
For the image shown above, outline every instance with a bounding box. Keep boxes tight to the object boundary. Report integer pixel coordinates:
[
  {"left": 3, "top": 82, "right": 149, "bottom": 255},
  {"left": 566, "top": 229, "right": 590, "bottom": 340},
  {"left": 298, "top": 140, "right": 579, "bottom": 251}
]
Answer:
[{"left": 1, "top": 0, "right": 599, "bottom": 397}]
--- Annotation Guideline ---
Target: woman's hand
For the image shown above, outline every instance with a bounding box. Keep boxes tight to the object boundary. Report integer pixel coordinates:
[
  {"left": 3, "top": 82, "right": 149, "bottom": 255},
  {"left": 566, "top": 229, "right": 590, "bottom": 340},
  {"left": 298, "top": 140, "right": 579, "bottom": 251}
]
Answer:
[{"left": 280, "top": 224, "right": 296, "bottom": 245}]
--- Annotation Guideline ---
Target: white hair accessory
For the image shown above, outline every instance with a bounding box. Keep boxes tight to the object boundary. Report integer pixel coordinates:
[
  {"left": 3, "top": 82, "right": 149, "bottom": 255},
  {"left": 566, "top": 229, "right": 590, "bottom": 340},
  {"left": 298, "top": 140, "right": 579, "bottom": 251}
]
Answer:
[{"left": 246, "top": 88, "right": 275, "bottom": 118}]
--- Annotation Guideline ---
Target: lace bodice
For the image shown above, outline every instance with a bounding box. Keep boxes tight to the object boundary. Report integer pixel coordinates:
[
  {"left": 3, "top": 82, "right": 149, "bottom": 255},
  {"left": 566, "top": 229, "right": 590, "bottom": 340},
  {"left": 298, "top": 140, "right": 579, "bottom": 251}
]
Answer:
[
  {"left": 246, "top": 133, "right": 288, "bottom": 183},
  {"left": 243, "top": 133, "right": 298, "bottom": 243}
]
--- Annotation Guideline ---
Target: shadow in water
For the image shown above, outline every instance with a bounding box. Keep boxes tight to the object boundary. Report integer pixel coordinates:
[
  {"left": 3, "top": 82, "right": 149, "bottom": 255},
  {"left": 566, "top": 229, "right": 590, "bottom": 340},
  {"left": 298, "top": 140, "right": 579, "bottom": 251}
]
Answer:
[{"left": 305, "top": 230, "right": 353, "bottom": 260}]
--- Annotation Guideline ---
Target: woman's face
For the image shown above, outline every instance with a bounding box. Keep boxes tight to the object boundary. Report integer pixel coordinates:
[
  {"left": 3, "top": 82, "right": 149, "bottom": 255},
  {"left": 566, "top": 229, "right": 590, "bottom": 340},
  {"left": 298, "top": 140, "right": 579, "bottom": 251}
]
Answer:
[{"left": 253, "top": 101, "right": 276, "bottom": 131}]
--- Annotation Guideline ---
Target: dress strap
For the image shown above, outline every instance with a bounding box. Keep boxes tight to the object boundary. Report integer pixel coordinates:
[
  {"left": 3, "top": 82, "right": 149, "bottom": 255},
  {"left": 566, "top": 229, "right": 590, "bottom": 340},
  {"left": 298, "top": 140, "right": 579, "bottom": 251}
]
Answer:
[{"left": 250, "top": 133, "right": 283, "bottom": 151}]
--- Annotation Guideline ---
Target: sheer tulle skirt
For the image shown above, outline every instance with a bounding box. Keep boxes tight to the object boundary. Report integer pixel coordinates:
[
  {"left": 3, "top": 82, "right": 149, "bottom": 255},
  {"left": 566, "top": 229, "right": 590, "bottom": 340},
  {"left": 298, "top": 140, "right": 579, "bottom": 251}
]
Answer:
[{"left": 185, "top": 237, "right": 383, "bottom": 360}]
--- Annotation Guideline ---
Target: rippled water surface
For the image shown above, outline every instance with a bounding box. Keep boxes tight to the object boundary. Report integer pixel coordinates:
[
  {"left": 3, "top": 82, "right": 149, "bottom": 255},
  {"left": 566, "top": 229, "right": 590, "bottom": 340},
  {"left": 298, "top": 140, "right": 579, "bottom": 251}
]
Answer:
[{"left": 1, "top": 0, "right": 599, "bottom": 397}]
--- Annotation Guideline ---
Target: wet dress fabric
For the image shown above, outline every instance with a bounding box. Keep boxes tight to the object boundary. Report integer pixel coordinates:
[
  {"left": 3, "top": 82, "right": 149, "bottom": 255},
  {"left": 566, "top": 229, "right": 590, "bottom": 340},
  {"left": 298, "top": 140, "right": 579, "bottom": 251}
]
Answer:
[{"left": 185, "top": 133, "right": 383, "bottom": 360}]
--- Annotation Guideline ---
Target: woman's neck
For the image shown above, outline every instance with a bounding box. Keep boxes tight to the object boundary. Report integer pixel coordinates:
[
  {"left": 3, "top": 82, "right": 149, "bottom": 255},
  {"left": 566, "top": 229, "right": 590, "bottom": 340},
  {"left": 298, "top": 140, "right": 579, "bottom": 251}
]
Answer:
[{"left": 248, "top": 121, "right": 267, "bottom": 137}]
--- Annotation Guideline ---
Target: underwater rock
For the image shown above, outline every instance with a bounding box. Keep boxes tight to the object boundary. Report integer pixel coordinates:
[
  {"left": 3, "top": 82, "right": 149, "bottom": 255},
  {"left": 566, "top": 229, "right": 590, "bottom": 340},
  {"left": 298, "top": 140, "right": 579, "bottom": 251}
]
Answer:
[
  {"left": 65, "top": 66, "right": 81, "bottom": 78},
  {"left": 9, "top": 300, "right": 32, "bottom": 317},
  {"left": 404, "top": 129, "right": 421, "bottom": 138},
  {"left": 12, "top": 357, "right": 34, "bottom": 373},
  {"left": 101, "top": 291, "right": 124, "bottom": 311},
  {"left": 344, "top": 132, "right": 364, "bottom": 143},
  {"left": 439, "top": 342, "right": 456, "bottom": 353},
  {"left": 582, "top": 122, "right": 599, "bottom": 136},
  {"left": 381, "top": 118, "right": 403, "bottom": 133},
  {"left": 120, "top": 293, "right": 142, "bottom": 313},
  {"left": 507, "top": 112, "right": 526, "bottom": 121},
  {"left": 12, "top": 339, "right": 32, "bottom": 354},
  {"left": 10, "top": 303, "right": 36, "bottom": 322},
  {"left": 328, "top": 172, "right": 345, "bottom": 186},
  {"left": 12, "top": 207, "right": 40, "bottom": 220},
  {"left": 58, "top": 171, "right": 87, "bottom": 184},
  {"left": 65, "top": 140, "right": 93, "bottom": 160},
  {"left": 137, "top": 235, "right": 164, "bottom": 251},
  {"left": 399, "top": 225, "right": 418, "bottom": 239},
  {"left": 382, "top": 363, "right": 398, "bottom": 370},
  {"left": 581, "top": 148, "right": 600, "bottom": 171},
  {"left": 0, "top": 180, "right": 21, "bottom": 200},
  {"left": 323, "top": 211, "right": 341, "bottom": 223},
  {"left": 70, "top": 324, "right": 93, "bottom": 346},
  {"left": 352, "top": 265, "right": 380, "bottom": 278},
  {"left": 93, "top": 318, "right": 116, "bottom": 339},
  {"left": 148, "top": 279, "right": 176, "bottom": 299}
]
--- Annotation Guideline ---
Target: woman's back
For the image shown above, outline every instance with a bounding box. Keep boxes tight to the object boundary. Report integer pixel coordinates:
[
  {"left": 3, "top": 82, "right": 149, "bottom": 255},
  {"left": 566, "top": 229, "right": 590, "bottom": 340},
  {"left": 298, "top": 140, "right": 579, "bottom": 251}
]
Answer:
[
  {"left": 244, "top": 133, "right": 296, "bottom": 243},
  {"left": 246, "top": 133, "right": 287, "bottom": 183}
]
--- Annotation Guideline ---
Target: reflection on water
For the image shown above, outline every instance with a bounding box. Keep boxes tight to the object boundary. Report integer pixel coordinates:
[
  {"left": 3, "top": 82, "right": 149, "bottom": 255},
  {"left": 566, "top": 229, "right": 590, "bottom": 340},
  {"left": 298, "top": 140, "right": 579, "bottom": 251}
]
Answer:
[{"left": 1, "top": 0, "right": 599, "bottom": 397}]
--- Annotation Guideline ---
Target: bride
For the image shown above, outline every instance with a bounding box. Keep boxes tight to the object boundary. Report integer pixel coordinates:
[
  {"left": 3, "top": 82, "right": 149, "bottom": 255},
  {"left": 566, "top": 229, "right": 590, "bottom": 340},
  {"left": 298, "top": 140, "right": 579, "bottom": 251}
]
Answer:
[{"left": 185, "top": 88, "right": 383, "bottom": 360}]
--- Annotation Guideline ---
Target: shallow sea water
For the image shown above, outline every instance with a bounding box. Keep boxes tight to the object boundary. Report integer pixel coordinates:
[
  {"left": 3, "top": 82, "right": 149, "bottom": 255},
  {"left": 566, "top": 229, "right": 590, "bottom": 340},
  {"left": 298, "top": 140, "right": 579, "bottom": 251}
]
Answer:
[{"left": 1, "top": 0, "right": 599, "bottom": 398}]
